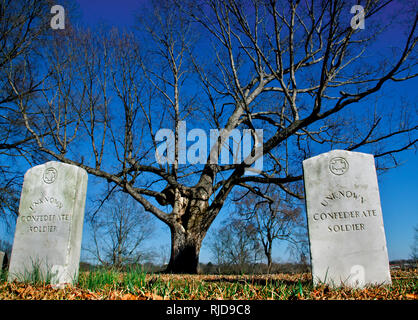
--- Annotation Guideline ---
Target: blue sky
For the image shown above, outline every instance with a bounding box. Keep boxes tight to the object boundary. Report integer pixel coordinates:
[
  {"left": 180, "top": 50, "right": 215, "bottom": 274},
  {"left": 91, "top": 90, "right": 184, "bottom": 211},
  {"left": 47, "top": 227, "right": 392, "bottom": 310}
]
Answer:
[
  {"left": 378, "top": 152, "right": 418, "bottom": 261},
  {"left": 51, "top": 0, "right": 418, "bottom": 263}
]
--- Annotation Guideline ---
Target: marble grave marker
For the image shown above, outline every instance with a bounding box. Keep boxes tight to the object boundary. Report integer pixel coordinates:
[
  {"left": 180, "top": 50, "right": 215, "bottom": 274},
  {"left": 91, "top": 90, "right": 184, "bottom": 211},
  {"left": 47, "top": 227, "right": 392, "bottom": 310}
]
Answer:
[
  {"left": 303, "top": 150, "right": 391, "bottom": 288},
  {"left": 0, "top": 251, "right": 5, "bottom": 270},
  {"left": 8, "top": 161, "right": 87, "bottom": 286}
]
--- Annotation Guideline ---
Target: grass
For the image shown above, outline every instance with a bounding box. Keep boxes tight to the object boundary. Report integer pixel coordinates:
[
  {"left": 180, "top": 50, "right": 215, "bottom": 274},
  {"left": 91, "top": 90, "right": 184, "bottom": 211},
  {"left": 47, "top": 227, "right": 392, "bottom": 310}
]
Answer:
[
  {"left": 0, "top": 268, "right": 416, "bottom": 300},
  {"left": 6, "top": 259, "right": 57, "bottom": 286}
]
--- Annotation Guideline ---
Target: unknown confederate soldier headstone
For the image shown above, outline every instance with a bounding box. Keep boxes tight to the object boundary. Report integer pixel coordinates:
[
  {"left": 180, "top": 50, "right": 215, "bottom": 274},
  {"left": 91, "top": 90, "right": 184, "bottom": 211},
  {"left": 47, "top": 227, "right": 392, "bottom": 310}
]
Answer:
[
  {"left": 8, "top": 161, "right": 87, "bottom": 286},
  {"left": 303, "top": 150, "right": 391, "bottom": 288},
  {"left": 0, "top": 251, "right": 5, "bottom": 270}
]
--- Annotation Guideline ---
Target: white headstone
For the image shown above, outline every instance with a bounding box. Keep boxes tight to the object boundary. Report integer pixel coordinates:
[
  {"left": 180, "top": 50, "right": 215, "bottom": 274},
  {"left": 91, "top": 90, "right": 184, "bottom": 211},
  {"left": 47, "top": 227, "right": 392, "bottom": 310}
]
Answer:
[
  {"left": 303, "top": 150, "right": 391, "bottom": 288},
  {"left": 0, "top": 251, "right": 5, "bottom": 270},
  {"left": 8, "top": 161, "right": 87, "bottom": 286}
]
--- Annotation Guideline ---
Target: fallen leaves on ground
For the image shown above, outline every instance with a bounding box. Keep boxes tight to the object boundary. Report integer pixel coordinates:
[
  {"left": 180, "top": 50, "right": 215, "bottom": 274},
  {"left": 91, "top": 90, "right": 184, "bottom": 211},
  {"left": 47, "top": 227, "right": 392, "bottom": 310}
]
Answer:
[{"left": 0, "top": 269, "right": 416, "bottom": 300}]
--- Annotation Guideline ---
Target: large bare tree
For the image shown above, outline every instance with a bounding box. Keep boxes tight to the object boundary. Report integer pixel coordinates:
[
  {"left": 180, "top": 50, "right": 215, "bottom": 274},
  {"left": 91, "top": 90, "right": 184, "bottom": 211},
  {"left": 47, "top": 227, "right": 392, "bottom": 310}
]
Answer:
[{"left": 6, "top": 0, "right": 418, "bottom": 273}]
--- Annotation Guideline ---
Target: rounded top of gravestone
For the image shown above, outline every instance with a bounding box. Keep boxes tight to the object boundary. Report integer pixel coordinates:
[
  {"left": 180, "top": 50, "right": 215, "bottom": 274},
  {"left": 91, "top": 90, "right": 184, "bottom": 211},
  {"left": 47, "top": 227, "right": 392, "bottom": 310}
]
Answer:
[
  {"left": 24, "top": 161, "right": 87, "bottom": 179},
  {"left": 302, "top": 149, "right": 374, "bottom": 165},
  {"left": 302, "top": 150, "right": 377, "bottom": 183}
]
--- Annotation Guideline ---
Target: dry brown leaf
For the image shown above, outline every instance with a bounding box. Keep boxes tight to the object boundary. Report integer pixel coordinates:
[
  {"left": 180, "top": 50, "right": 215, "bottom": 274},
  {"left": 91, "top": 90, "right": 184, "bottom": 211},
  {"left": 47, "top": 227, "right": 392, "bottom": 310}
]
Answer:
[
  {"left": 121, "top": 293, "right": 137, "bottom": 300},
  {"left": 143, "top": 292, "right": 164, "bottom": 300}
]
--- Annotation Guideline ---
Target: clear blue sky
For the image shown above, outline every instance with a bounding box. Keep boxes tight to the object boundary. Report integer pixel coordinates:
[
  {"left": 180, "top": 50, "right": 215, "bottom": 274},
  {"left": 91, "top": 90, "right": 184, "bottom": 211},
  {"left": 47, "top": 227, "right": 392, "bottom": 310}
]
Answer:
[{"left": 66, "top": 0, "right": 417, "bottom": 264}]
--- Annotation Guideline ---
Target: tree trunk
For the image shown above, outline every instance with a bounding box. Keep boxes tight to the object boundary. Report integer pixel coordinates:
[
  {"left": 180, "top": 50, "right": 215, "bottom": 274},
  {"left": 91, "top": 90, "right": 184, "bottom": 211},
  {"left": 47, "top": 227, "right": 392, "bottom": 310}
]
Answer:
[
  {"left": 165, "top": 225, "right": 204, "bottom": 273},
  {"left": 264, "top": 241, "right": 273, "bottom": 274},
  {"left": 267, "top": 253, "right": 272, "bottom": 274},
  {"left": 163, "top": 183, "right": 214, "bottom": 274}
]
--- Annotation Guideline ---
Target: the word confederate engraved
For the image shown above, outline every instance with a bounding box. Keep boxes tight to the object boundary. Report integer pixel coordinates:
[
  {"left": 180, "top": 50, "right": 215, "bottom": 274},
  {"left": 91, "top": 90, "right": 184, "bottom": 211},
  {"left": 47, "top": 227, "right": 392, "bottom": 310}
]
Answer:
[
  {"left": 303, "top": 150, "right": 391, "bottom": 288},
  {"left": 8, "top": 161, "right": 87, "bottom": 287}
]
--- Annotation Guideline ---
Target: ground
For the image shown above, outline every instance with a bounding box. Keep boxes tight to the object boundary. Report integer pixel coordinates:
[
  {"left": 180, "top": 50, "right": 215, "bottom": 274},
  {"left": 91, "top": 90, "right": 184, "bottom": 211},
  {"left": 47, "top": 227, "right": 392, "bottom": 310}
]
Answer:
[{"left": 0, "top": 269, "right": 416, "bottom": 300}]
